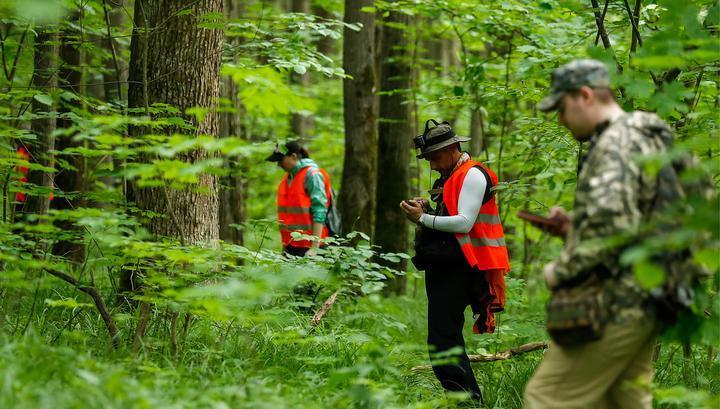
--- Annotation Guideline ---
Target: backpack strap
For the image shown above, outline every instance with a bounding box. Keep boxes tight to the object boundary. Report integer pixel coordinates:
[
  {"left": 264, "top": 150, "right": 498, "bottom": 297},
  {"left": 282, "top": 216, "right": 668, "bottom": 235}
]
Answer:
[{"left": 473, "top": 165, "right": 494, "bottom": 204}]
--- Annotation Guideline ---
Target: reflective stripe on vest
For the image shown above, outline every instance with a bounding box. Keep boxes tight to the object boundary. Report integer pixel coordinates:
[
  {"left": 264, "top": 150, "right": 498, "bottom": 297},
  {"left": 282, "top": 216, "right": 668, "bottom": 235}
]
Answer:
[
  {"left": 475, "top": 213, "right": 501, "bottom": 225},
  {"left": 443, "top": 159, "right": 510, "bottom": 271},
  {"left": 278, "top": 206, "right": 311, "bottom": 215},
  {"left": 279, "top": 223, "right": 314, "bottom": 231},
  {"left": 457, "top": 235, "right": 507, "bottom": 247},
  {"left": 277, "top": 166, "right": 331, "bottom": 248}
]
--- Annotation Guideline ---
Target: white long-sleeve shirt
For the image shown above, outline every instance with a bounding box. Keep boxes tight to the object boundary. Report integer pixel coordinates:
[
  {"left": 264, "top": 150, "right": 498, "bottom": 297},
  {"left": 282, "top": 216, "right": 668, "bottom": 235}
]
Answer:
[{"left": 418, "top": 167, "right": 487, "bottom": 234}]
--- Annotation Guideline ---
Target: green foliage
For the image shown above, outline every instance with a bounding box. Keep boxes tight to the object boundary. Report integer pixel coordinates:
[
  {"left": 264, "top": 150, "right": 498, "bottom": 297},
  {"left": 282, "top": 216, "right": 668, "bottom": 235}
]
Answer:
[
  {"left": 0, "top": 0, "right": 717, "bottom": 407},
  {"left": 222, "top": 64, "right": 319, "bottom": 116}
]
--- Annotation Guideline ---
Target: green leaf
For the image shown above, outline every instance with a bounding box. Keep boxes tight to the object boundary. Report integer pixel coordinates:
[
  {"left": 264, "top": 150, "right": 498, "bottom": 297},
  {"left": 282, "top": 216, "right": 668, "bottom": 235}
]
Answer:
[
  {"left": 45, "top": 298, "right": 93, "bottom": 309},
  {"left": 633, "top": 260, "right": 665, "bottom": 290},
  {"left": 33, "top": 94, "right": 52, "bottom": 106},
  {"left": 539, "top": 2, "right": 552, "bottom": 10},
  {"left": 175, "top": 8, "right": 193, "bottom": 17}
]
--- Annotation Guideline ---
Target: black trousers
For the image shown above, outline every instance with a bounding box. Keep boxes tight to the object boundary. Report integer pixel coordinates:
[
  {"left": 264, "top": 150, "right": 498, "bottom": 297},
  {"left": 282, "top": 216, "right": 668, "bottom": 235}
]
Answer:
[
  {"left": 425, "top": 260, "right": 486, "bottom": 403},
  {"left": 284, "top": 245, "right": 309, "bottom": 257}
]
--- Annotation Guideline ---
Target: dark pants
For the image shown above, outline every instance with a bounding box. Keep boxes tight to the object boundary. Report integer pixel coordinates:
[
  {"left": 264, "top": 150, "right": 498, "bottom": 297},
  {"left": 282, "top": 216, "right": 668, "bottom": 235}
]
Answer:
[
  {"left": 284, "top": 245, "right": 309, "bottom": 257},
  {"left": 425, "top": 260, "right": 485, "bottom": 404}
]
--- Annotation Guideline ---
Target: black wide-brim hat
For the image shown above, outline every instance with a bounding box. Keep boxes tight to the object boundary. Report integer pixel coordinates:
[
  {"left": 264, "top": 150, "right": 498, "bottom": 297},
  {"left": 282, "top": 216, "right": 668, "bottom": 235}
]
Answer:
[{"left": 415, "top": 120, "right": 470, "bottom": 159}]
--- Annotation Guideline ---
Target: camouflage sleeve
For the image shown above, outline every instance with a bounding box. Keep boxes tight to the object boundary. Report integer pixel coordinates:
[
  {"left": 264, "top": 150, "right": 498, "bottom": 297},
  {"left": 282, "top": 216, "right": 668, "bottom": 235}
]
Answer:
[{"left": 553, "top": 132, "right": 645, "bottom": 286}]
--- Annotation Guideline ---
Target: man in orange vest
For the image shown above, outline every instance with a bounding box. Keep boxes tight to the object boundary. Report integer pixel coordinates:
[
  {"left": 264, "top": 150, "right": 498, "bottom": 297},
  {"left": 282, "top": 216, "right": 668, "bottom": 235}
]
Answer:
[
  {"left": 266, "top": 140, "right": 332, "bottom": 257},
  {"left": 400, "top": 119, "right": 510, "bottom": 404}
]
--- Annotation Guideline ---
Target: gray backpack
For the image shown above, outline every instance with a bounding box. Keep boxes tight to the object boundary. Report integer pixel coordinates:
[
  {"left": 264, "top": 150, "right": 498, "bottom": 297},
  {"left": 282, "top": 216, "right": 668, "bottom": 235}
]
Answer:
[
  {"left": 325, "top": 186, "right": 342, "bottom": 237},
  {"left": 309, "top": 168, "right": 342, "bottom": 237}
]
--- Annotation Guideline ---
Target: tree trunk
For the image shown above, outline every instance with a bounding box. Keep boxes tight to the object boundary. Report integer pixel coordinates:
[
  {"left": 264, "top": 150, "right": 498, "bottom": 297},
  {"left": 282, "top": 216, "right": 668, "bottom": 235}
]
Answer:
[
  {"left": 219, "top": 0, "right": 247, "bottom": 246},
  {"left": 218, "top": 165, "right": 247, "bottom": 245},
  {"left": 127, "top": 0, "right": 223, "bottom": 244},
  {"left": 102, "top": 0, "right": 127, "bottom": 103},
  {"left": 25, "top": 28, "right": 58, "bottom": 216},
  {"left": 340, "top": 0, "right": 377, "bottom": 237},
  {"left": 469, "top": 108, "right": 485, "bottom": 157},
  {"left": 375, "top": 4, "right": 411, "bottom": 295},
  {"left": 313, "top": 3, "right": 336, "bottom": 56},
  {"left": 52, "top": 12, "right": 86, "bottom": 263},
  {"left": 290, "top": 0, "right": 314, "bottom": 139}
]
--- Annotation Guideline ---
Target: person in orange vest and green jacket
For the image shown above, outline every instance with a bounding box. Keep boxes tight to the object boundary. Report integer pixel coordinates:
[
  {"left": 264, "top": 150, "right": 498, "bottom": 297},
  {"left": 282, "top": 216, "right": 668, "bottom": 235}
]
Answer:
[
  {"left": 400, "top": 119, "right": 510, "bottom": 405},
  {"left": 266, "top": 140, "right": 332, "bottom": 257}
]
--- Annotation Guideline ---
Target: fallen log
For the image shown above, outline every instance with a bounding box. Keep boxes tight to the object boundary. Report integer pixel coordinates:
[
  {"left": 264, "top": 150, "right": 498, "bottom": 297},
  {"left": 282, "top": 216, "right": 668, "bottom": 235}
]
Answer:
[{"left": 410, "top": 341, "right": 548, "bottom": 372}]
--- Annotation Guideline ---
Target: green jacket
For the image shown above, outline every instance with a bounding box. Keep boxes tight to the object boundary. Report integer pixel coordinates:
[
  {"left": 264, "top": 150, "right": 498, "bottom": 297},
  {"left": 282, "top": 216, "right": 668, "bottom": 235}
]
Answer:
[{"left": 287, "top": 158, "right": 328, "bottom": 223}]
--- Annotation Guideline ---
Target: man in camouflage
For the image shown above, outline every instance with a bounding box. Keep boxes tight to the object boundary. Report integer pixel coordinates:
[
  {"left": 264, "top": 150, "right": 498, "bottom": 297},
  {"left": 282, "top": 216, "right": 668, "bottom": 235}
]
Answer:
[{"left": 523, "top": 59, "right": 670, "bottom": 409}]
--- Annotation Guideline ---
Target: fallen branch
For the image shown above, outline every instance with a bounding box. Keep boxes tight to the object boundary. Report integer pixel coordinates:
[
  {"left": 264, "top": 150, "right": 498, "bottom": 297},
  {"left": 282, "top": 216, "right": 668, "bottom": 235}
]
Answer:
[
  {"left": 410, "top": 341, "right": 548, "bottom": 372},
  {"left": 308, "top": 290, "right": 339, "bottom": 332},
  {"left": 45, "top": 267, "right": 119, "bottom": 349}
]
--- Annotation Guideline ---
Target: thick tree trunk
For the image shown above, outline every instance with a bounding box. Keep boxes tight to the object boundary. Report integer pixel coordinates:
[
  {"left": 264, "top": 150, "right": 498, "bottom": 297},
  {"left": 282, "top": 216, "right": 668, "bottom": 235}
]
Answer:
[
  {"left": 127, "top": 0, "right": 223, "bottom": 244},
  {"left": 375, "top": 4, "right": 411, "bottom": 295},
  {"left": 25, "top": 28, "right": 58, "bottom": 216},
  {"left": 340, "top": 0, "right": 377, "bottom": 237}
]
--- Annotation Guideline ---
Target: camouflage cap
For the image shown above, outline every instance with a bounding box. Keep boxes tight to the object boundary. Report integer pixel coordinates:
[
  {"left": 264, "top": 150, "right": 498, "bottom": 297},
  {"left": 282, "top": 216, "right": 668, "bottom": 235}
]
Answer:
[{"left": 538, "top": 59, "right": 610, "bottom": 112}]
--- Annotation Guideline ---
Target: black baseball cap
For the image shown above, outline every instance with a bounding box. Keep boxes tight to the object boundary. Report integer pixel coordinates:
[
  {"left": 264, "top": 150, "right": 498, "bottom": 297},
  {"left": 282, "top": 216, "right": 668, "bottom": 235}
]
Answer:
[{"left": 265, "top": 140, "right": 305, "bottom": 162}]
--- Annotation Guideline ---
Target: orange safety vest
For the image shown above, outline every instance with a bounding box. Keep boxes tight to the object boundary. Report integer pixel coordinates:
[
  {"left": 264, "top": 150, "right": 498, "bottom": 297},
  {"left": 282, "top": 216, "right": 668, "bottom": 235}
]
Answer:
[
  {"left": 443, "top": 159, "right": 510, "bottom": 334},
  {"left": 277, "top": 166, "right": 331, "bottom": 249},
  {"left": 443, "top": 159, "right": 510, "bottom": 271},
  {"left": 14, "top": 146, "right": 54, "bottom": 204}
]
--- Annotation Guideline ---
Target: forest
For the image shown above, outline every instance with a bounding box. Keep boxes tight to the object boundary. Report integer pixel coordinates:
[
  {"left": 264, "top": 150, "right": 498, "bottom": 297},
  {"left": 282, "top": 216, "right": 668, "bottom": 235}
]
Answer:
[{"left": 0, "top": 0, "right": 718, "bottom": 408}]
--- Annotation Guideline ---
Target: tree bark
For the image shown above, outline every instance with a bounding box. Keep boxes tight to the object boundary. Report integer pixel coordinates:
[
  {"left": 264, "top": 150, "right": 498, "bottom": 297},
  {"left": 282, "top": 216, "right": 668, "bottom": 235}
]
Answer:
[
  {"left": 25, "top": 28, "right": 58, "bottom": 216},
  {"left": 623, "top": 0, "right": 643, "bottom": 53},
  {"left": 102, "top": 0, "right": 127, "bottom": 103},
  {"left": 590, "top": 0, "right": 613, "bottom": 50},
  {"left": 290, "top": 0, "right": 314, "bottom": 139},
  {"left": 340, "top": 0, "right": 377, "bottom": 237},
  {"left": 312, "top": 3, "right": 336, "bottom": 56},
  {"left": 469, "top": 108, "right": 485, "bottom": 158},
  {"left": 375, "top": 4, "right": 411, "bottom": 295},
  {"left": 52, "top": 12, "right": 86, "bottom": 262},
  {"left": 127, "top": 0, "right": 223, "bottom": 244},
  {"left": 219, "top": 0, "right": 247, "bottom": 246}
]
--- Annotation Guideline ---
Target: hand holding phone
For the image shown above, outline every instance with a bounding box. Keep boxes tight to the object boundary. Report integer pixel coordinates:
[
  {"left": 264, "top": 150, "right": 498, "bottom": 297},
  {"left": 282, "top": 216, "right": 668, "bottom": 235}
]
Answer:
[{"left": 400, "top": 199, "right": 424, "bottom": 223}]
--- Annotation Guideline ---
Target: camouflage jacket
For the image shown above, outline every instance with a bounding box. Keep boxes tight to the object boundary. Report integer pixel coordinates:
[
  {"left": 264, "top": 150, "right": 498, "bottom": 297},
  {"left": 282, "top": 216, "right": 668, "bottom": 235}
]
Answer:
[{"left": 552, "top": 111, "right": 671, "bottom": 321}]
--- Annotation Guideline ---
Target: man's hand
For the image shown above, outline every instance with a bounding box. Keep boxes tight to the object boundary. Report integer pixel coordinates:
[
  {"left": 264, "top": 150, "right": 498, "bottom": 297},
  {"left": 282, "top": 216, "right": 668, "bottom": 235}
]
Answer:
[
  {"left": 412, "top": 197, "right": 430, "bottom": 211},
  {"left": 399, "top": 200, "right": 423, "bottom": 223},
  {"left": 543, "top": 261, "right": 559, "bottom": 289},
  {"left": 546, "top": 207, "right": 570, "bottom": 238},
  {"left": 308, "top": 221, "right": 324, "bottom": 256}
]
